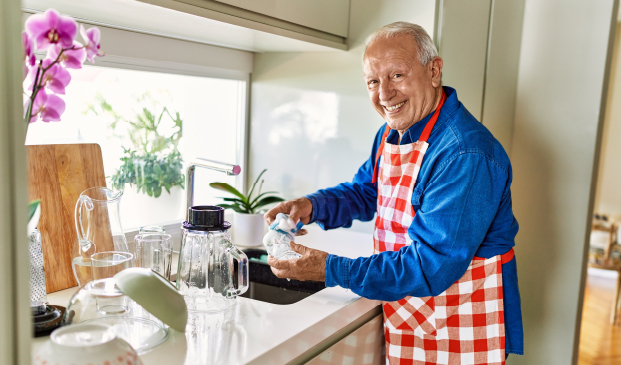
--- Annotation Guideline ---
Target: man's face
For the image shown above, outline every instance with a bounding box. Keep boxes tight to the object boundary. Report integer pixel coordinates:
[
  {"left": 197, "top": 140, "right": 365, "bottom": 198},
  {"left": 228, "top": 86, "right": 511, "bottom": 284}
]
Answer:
[{"left": 363, "top": 35, "right": 442, "bottom": 133}]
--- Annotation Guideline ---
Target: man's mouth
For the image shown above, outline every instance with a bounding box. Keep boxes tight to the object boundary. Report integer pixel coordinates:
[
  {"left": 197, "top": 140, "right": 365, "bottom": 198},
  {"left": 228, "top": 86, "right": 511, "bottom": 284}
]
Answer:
[{"left": 384, "top": 101, "right": 406, "bottom": 112}]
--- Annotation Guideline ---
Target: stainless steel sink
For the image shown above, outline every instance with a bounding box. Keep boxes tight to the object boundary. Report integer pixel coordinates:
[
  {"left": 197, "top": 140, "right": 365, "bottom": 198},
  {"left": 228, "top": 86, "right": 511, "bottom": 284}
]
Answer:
[{"left": 237, "top": 248, "right": 325, "bottom": 305}]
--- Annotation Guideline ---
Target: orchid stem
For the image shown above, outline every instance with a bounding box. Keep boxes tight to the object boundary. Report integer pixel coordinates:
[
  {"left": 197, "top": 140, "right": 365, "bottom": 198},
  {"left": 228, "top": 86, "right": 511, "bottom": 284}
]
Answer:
[{"left": 24, "top": 60, "right": 42, "bottom": 127}]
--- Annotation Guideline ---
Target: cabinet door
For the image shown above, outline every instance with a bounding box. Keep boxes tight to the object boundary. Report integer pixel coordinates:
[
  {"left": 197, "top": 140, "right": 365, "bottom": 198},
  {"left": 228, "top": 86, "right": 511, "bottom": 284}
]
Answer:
[
  {"left": 438, "top": 0, "right": 491, "bottom": 121},
  {"left": 213, "top": 0, "right": 350, "bottom": 37},
  {"left": 307, "top": 314, "right": 384, "bottom": 365}
]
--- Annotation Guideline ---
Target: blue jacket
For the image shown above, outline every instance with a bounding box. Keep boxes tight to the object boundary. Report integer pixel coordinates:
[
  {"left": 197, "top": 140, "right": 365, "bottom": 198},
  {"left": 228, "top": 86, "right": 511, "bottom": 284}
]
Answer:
[{"left": 305, "top": 87, "right": 523, "bottom": 355}]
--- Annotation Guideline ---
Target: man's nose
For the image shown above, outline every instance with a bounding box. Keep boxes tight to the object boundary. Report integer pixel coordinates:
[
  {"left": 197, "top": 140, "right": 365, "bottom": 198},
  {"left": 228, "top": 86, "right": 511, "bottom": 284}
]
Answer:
[{"left": 378, "top": 81, "right": 396, "bottom": 102}]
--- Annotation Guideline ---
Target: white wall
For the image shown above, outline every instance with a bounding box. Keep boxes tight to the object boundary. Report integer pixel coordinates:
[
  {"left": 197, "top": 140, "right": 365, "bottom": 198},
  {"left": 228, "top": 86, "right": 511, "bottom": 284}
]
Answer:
[
  {"left": 595, "top": 24, "right": 621, "bottom": 219},
  {"left": 509, "top": 1, "right": 617, "bottom": 364},
  {"left": 249, "top": 0, "right": 436, "bottom": 234}
]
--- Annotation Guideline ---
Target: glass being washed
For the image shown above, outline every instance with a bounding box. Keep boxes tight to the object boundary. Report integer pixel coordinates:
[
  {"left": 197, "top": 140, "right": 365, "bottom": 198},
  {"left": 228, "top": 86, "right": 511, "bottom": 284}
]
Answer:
[
  {"left": 262, "top": 213, "right": 304, "bottom": 260},
  {"left": 177, "top": 206, "right": 249, "bottom": 313},
  {"left": 72, "top": 187, "right": 130, "bottom": 286}
]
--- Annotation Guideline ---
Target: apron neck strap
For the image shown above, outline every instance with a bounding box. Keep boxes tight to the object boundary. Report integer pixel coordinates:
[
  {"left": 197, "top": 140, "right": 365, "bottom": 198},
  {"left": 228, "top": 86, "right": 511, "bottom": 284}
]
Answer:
[
  {"left": 419, "top": 89, "right": 446, "bottom": 143},
  {"left": 371, "top": 89, "right": 446, "bottom": 184}
]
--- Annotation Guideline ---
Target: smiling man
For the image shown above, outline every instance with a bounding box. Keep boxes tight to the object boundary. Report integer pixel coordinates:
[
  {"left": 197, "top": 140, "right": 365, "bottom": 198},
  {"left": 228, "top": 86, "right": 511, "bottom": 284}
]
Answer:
[{"left": 265, "top": 22, "right": 523, "bottom": 364}]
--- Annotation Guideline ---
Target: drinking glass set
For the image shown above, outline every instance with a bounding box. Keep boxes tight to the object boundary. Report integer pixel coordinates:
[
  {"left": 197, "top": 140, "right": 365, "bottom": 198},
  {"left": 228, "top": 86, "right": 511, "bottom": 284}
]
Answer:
[{"left": 71, "top": 187, "right": 249, "bottom": 315}]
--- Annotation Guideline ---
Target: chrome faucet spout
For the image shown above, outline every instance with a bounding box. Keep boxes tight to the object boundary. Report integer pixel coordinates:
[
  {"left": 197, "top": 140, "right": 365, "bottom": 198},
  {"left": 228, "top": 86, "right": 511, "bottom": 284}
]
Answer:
[{"left": 186, "top": 159, "right": 241, "bottom": 219}]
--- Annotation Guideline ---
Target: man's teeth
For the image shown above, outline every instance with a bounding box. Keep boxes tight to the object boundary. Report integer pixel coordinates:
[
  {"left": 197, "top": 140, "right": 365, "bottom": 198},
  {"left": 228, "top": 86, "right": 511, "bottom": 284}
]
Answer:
[{"left": 386, "top": 101, "right": 405, "bottom": 111}]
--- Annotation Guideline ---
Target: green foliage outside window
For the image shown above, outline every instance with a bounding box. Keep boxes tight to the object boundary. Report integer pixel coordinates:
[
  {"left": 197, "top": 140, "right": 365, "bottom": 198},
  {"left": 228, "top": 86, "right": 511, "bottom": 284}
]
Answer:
[{"left": 85, "top": 92, "right": 185, "bottom": 198}]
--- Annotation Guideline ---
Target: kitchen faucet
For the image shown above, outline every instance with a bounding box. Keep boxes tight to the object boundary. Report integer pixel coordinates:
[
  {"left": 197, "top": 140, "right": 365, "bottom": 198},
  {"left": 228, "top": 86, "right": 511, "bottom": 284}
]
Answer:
[{"left": 185, "top": 157, "right": 241, "bottom": 219}]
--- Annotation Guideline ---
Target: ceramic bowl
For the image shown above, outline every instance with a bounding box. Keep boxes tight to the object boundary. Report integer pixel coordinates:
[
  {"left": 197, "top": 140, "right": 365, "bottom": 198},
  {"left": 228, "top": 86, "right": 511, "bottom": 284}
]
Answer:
[{"left": 32, "top": 323, "right": 143, "bottom": 365}]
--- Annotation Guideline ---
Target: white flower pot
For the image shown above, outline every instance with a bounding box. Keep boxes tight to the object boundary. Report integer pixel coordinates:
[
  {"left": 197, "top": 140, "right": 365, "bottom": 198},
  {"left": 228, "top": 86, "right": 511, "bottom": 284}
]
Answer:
[{"left": 232, "top": 212, "right": 266, "bottom": 247}]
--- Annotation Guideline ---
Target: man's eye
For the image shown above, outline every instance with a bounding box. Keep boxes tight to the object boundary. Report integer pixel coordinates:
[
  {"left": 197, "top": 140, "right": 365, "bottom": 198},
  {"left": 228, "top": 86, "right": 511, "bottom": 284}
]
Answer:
[
  {"left": 367, "top": 80, "right": 378, "bottom": 86},
  {"left": 394, "top": 74, "right": 402, "bottom": 78}
]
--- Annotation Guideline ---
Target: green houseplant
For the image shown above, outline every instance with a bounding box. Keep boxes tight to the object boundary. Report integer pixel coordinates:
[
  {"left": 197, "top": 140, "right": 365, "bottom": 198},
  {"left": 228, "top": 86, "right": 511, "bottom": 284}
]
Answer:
[
  {"left": 87, "top": 92, "right": 185, "bottom": 198},
  {"left": 210, "top": 169, "right": 284, "bottom": 246},
  {"left": 210, "top": 169, "right": 284, "bottom": 214}
]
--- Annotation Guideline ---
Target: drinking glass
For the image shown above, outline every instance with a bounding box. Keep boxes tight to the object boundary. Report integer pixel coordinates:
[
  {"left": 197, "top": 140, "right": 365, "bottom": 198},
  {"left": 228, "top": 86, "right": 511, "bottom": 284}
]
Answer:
[
  {"left": 133, "top": 234, "right": 173, "bottom": 280},
  {"left": 139, "top": 226, "right": 165, "bottom": 234},
  {"left": 91, "top": 252, "right": 133, "bottom": 281}
]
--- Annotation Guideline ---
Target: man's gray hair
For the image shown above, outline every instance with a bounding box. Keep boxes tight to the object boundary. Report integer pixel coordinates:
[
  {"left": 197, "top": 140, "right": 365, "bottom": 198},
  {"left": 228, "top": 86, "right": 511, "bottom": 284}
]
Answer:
[{"left": 363, "top": 22, "right": 438, "bottom": 65}]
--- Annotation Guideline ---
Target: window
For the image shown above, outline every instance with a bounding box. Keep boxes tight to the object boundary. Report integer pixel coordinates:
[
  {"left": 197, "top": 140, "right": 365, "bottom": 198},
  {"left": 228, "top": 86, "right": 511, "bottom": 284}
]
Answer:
[{"left": 26, "top": 65, "right": 247, "bottom": 230}]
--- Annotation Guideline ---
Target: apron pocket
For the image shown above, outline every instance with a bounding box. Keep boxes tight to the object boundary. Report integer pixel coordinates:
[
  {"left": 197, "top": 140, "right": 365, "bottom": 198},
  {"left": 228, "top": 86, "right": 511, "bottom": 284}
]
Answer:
[{"left": 383, "top": 296, "right": 437, "bottom": 336}]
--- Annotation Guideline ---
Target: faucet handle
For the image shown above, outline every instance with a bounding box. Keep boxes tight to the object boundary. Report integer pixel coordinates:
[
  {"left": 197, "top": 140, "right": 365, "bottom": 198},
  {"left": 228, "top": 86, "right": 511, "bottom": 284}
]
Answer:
[{"left": 194, "top": 157, "right": 241, "bottom": 176}]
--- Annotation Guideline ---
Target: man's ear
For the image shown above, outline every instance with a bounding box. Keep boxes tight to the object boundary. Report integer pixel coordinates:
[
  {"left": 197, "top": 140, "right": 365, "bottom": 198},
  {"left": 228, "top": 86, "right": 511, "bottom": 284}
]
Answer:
[{"left": 430, "top": 57, "right": 443, "bottom": 88}]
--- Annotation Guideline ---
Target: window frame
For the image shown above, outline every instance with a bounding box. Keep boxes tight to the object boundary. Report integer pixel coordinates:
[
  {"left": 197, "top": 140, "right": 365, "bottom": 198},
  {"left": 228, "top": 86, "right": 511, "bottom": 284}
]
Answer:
[{"left": 28, "top": 21, "right": 253, "bottom": 237}]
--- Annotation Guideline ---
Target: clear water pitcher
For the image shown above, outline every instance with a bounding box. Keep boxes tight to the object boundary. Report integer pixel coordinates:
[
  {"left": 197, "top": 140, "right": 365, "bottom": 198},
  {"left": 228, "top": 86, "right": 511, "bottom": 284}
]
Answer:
[
  {"left": 72, "top": 187, "right": 129, "bottom": 286},
  {"left": 177, "top": 206, "right": 248, "bottom": 313}
]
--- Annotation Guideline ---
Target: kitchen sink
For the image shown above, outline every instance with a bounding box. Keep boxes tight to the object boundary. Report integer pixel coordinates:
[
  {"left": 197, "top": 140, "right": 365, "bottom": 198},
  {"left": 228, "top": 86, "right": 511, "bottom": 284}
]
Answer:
[{"left": 236, "top": 248, "right": 325, "bottom": 305}]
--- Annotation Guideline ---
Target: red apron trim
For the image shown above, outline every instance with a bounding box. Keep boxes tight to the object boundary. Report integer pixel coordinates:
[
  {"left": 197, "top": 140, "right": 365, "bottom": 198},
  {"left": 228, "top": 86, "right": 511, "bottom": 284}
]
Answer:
[
  {"left": 473, "top": 248, "right": 515, "bottom": 264},
  {"left": 372, "top": 126, "right": 390, "bottom": 184}
]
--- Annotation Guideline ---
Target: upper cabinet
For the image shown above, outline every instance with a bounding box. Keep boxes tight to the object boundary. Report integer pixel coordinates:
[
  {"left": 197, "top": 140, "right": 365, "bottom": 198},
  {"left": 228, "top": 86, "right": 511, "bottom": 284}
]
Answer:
[
  {"left": 144, "top": 0, "right": 350, "bottom": 51},
  {"left": 211, "top": 0, "right": 350, "bottom": 37},
  {"left": 22, "top": 0, "right": 350, "bottom": 52}
]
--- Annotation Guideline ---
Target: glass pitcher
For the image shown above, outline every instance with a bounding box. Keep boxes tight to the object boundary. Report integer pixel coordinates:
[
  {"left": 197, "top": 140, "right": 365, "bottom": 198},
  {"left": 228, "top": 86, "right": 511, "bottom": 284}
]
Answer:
[
  {"left": 72, "top": 187, "right": 129, "bottom": 286},
  {"left": 177, "top": 206, "right": 248, "bottom": 313}
]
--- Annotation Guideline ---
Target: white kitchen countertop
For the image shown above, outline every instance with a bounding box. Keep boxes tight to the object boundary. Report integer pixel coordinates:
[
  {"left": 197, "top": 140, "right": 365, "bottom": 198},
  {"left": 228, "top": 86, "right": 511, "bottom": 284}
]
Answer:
[{"left": 33, "top": 226, "right": 381, "bottom": 364}]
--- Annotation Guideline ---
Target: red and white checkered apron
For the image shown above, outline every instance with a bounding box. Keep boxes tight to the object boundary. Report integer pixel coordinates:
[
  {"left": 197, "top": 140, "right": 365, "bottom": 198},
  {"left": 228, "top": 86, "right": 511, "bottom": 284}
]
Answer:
[{"left": 372, "top": 91, "right": 513, "bottom": 365}]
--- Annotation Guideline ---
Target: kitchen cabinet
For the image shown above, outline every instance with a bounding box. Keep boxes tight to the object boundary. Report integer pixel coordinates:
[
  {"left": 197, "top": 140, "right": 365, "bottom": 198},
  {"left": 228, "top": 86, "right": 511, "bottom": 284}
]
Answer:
[
  {"left": 210, "top": 0, "right": 350, "bottom": 38},
  {"left": 143, "top": 0, "right": 348, "bottom": 50},
  {"left": 307, "top": 314, "right": 384, "bottom": 365},
  {"left": 23, "top": 0, "right": 349, "bottom": 52},
  {"left": 437, "top": 0, "right": 491, "bottom": 121}
]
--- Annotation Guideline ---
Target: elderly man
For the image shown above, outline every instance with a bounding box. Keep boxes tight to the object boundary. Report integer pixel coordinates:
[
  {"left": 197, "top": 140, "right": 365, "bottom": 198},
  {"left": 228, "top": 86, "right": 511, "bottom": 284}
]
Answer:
[{"left": 265, "top": 22, "right": 523, "bottom": 364}]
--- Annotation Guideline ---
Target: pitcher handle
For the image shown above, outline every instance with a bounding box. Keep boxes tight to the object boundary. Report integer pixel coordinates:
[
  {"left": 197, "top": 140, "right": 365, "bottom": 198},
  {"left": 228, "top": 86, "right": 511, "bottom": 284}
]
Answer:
[
  {"left": 227, "top": 243, "right": 249, "bottom": 298},
  {"left": 74, "top": 195, "right": 94, "bottom": 256}
]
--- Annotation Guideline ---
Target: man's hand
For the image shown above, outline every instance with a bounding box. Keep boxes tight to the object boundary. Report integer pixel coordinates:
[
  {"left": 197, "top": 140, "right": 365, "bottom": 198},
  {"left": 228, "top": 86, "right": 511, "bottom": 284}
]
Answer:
[
  {"left": 264, "top": 197, "right": 313, "bottom": 236},
  {"left": 268, "top": 242, "right": 328, "bottom": 282}
]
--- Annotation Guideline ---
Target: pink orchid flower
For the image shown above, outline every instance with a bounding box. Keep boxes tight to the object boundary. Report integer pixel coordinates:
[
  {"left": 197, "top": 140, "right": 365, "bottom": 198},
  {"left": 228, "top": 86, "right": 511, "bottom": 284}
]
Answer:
[
  {"left": 29, "top": 89, "right": 65, "bottom": 123},
  {"left": 80, "top": 25, "right": 103, "bottom": 63},
  {"left": 40, "top": 59, "right": 71, "bottom": 94},
  {"left": 22, "top": 32, "right": 36, "bottom": 74},
  {"left": 47, "top": 41, "right": 86, "bottom": 69},
  {"left": 23, "top": 59, "right": 71, "bottom": 95},
  {"left": 25, "top": 9, "right": 77, "bottom": 51}
]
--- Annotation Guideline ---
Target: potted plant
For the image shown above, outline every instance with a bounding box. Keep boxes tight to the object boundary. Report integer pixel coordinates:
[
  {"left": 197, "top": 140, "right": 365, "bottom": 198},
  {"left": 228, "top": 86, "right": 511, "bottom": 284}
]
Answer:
[
  {"left": 210, "top": 169, "right": 284, "bottom": 247},
  {"left": 86, "top": 92, "right": 186, "bottom": 228}
]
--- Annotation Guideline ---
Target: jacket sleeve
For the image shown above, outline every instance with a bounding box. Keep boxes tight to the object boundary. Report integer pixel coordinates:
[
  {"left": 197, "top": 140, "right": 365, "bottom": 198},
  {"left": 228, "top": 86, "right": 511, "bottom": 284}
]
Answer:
[
  {"left": 324, "top": 152, "right": 510, "bottom": 301},
  {"left": 304, "top": 124, "right": 386, "bottom": 230}
]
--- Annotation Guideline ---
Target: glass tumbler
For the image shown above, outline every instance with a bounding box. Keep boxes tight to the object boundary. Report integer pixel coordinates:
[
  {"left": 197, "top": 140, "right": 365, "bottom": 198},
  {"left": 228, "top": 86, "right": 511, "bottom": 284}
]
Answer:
[
  {"left": 91, "top": 252, "right": 133, "bottom": 281},
  {"left": 139, "top": 226, "right": 165, "bottom": 234},
  {"left": 133, "top": 234, "right": 173, "bottom": 280}
]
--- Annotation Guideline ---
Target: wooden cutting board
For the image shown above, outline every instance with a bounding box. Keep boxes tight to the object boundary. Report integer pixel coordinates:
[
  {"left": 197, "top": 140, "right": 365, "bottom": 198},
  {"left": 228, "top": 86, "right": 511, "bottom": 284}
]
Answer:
[{"left": 27, "top": 144, "right": 108, "bottom": 293}]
